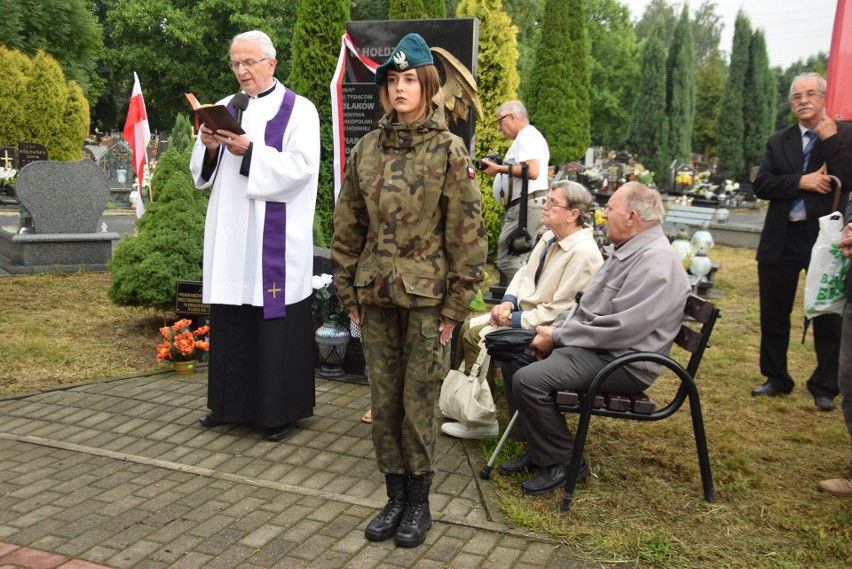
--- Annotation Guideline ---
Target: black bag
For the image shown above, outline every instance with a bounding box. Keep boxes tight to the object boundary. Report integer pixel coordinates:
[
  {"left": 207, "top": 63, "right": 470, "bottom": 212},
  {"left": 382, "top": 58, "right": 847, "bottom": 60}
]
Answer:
[
  {"left": 507, "top": 162, "right": 533, "bottom": 255},
  {"left": 483, "top": 328, "right": 537, "bottom": 364}
]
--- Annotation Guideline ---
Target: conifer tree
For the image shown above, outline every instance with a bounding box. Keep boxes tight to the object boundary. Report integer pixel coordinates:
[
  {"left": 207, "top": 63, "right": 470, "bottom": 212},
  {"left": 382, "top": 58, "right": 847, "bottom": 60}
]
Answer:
[
  {"left": 456, "top": 0, "right": 520, "bottom": 258},
  {"left": 108, "top": 146, "right": 209, "bottom": 311},
  {"left": 666, "top": 4, "right": 696, "bottom": 165},
  {"left": 287, "top": 0, "right": 350, "bottom": 245},
  {"left": 525, "top": 0, "right": 590, "bottom": 164},
  {"left": 692, "top": 47, "right": 725, "bottom": 160},
  {"left": 743, "top": 29, "right": 774, "bottom": 170},
  {"left": 627, "top": 23, "right": 669, "bottom": 184},
  {"left": 0, "top": 47, "right": 28, "bottom": 149},
  {"left": 169, "top": 114, "right": 194, "bottom": 156},
  {"left": 23, "top": 51, "right": 71, "bottom": 160},
  {"left": 424, "top": 0, "right": 447, "bottom": 17},
  {"left": 389, "top": 0, "right": 426, "bottom": 18},
  {"left": 715, "top": 11, "right": 750, "bottom": 176},
  {"left": 55, "top": 81, "right": 90, "bottom": 161}
]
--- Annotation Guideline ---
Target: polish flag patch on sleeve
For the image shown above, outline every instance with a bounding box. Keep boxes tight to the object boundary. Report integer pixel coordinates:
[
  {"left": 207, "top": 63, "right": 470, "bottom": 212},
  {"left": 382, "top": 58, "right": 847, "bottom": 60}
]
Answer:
[{"left": 467, "top": 166, "right": 476, "bottom": 178}]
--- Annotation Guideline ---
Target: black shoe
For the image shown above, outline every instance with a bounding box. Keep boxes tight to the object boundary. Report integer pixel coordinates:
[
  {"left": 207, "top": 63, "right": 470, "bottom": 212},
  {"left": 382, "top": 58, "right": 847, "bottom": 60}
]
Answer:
[
  {"left": 198, "top": 415, "right": 224, "bottom": 427},
  {"left": 265, "top": 423, "right": 294, "bottom": 441},
  {"left": 365, "top": 474, "right": 407, "bottom": 542},
  {"left": 751, "top": 381, "right": 787, "bottom": 397},
  {"left": 498, "top": 452, "right": 540, "bottom": 475},
  {"left": 814, "top": 396, "right": 835, "bottom": 411},
  {"left": 394, "top": 478, "right": 432, "bottom": 548},
  {"left": 520, "top": 460, "right": 590, "bottom": 496}
]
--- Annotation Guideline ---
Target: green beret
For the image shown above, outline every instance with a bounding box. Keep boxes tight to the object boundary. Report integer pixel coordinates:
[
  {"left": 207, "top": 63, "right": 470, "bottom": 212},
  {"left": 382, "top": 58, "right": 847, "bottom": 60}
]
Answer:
[{"left": 374, "top": 33, "right": 434, "bottom": 86}]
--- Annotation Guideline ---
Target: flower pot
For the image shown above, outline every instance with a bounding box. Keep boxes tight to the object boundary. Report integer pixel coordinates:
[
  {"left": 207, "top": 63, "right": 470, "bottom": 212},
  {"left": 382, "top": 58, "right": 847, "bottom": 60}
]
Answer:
[
  {"left": 315, "top": 321, "right": 350, "bottom": 378},
  {"left": 173, "top": 360, "right": 197, "bottom": 375}
]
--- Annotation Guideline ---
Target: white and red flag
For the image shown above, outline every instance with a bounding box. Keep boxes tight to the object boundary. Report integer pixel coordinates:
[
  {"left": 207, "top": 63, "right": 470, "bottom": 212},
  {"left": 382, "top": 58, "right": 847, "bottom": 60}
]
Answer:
[
  {"left": 123, "top": 71, "right": 150, "bottom": 219},
  {"left": 827, "top": 0, "right": 852, "bottom": 120}
]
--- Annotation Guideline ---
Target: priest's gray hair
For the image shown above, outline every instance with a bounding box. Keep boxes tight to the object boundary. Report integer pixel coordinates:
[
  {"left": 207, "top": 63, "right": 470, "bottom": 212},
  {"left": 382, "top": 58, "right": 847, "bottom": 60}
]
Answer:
[
  {"left": 623, "top": 182, "right": 665, "bottom": 225},
  {"left": 232, "top": 30, "right": 276, "bottom": 60}
]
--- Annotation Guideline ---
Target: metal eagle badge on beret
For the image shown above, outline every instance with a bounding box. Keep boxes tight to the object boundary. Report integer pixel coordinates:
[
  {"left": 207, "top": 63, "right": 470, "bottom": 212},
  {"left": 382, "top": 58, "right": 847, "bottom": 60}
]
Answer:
[{"left": 374, "top": 33, "right": 434, "bottom": 85}]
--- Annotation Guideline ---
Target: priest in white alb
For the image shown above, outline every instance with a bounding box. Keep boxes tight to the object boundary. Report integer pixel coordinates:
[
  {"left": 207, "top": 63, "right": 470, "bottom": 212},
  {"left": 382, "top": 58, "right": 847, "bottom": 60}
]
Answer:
[{"left": 190, "top": 30, "right": 320, "bottom": 441}]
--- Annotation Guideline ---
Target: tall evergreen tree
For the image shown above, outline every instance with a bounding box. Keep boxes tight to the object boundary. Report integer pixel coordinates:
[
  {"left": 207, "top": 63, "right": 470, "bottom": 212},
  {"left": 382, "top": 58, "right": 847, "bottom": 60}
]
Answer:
[
  {"left": 0, "top": 47, "right": 29, "bottom": 149},
  {"left": 585, "top": 0, "right": 640, "bottom": 149},
  {"left": 715, "top": 11, "right": 750, "bottom": 176},
  {"left": 627, "top": 24, "right": 668, "bottom": 183},
  {"left": 505, "top": 0, "right": 544, "bottom": 99},
  {"left": 389, "top": 0, "right": 427, "bottom": 18},
  {"left": 456, "top": 0, "right": 520, "bottom": 258},
  {"left": 692, "top": 47, "right": 725, "bottom": 160},
  {"left": 424, "top": 0, "right": 447, "bottom": 17},
  {"left": 743, "top": 29, "right": 775, "bottom": 170},
  {"left": 55, "top": 81, "right": 90, "bottom": 161},
  {"left": 666, "top": 4, "right": 696, "bottom": 165},
  {"left": 287, "top": 0, "right": 349, "bottom": 245},
  {"left": 634, "top": 0, "right": 677, "bottom": 45},
  {"left": 23, "top": 50, "right": 87, "bottom": 161},
  {"left": 525, "top": 0, "right": 590, "bottom": 164}
]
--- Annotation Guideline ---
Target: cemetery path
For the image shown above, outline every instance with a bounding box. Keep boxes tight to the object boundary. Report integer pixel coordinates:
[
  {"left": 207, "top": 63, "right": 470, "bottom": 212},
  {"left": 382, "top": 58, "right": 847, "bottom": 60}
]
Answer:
[{"left": 0, "top": 369, "right": 599, "bottom": 569}]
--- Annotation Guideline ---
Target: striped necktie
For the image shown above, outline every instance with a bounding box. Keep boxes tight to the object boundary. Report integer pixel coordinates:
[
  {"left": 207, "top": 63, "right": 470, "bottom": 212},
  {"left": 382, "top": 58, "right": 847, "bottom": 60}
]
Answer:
[{"left": 790, "top": 130, "right": 816, "bottom": 221}]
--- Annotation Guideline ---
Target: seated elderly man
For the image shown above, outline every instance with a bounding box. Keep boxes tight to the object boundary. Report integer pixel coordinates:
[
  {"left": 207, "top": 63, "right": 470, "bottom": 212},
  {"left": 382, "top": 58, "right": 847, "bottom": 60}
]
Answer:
[
  {"left": 442, "top": 180, "right": 604, "bottom": 439},
  {"left": 499, "top": 182, "right": 690, "bottom": 496}
]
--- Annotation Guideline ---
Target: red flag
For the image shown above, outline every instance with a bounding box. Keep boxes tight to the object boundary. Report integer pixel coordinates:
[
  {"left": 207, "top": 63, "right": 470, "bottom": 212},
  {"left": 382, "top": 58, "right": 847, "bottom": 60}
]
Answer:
[
  {"left": 827, "top": 0, "right": 852, "bottom": 120},
  {"left": 123, "top": 72, "right": 150, "bottom": 219}
]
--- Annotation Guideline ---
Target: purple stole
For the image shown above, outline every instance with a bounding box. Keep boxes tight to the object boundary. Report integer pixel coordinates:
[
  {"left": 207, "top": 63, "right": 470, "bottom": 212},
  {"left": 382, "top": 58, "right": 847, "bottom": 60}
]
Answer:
[{"left": 226, "top": 87, "right": 297, "bottom": 319}]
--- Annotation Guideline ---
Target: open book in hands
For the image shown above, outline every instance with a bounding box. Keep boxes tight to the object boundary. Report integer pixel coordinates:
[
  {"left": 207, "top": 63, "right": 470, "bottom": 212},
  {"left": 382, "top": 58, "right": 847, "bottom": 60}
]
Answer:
[{"left": 185, "top": 93, "right": 245, "bottom": 135}]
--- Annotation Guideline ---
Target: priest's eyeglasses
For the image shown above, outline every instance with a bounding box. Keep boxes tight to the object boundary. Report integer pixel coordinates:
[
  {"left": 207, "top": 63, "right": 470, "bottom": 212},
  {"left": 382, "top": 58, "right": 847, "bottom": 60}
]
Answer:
[{"left": 229, "top": 58, "right": 270, "bottom": 70}]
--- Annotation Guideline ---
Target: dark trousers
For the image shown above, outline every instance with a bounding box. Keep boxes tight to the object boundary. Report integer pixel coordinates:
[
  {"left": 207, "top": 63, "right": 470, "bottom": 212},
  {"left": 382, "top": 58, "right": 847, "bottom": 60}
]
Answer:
[
  {"left": 511, "top": 346, "right": 646, "bottom": 467},
  {"left": 758, "top": 262, "right": 841, "bottom": 398}
]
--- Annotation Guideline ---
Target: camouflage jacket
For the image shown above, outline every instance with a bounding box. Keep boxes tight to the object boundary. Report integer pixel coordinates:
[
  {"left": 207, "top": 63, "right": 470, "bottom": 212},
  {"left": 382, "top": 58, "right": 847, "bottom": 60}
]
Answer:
[{"left": 331, "top": 103, "right": 487, "bottom": 323}]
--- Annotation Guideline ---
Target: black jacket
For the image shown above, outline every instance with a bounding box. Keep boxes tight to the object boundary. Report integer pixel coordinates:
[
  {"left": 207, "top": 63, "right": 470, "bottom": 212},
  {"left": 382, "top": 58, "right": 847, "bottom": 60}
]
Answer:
[{"left": 753, "top": 121, "right": 852, "bottom": 264}]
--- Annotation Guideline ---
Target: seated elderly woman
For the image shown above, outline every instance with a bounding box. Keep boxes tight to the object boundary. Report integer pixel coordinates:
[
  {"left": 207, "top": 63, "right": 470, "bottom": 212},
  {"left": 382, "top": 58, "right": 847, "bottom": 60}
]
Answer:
[{"left": 442, "top": 180, "right": 604, "bottom": 439}]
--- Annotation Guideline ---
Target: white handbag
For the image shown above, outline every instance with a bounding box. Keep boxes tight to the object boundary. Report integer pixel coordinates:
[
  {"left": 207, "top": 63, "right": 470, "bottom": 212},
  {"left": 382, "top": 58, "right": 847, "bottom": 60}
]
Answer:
[{"left": 439, "top": 342, "right": 496, "bottom": 427}]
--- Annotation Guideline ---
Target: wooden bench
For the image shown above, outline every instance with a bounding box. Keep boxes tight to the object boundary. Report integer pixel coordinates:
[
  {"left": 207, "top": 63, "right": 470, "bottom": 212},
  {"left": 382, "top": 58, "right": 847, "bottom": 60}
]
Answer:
[{"left": 554, "top": 294, "right": 719, "bottom": 512}]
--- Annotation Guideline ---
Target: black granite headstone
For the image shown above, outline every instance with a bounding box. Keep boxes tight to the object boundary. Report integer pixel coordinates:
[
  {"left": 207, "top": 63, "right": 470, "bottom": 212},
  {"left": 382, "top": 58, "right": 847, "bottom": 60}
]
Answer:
[{"left": 18, "top": 142, "right": 48, "bottom": 168}]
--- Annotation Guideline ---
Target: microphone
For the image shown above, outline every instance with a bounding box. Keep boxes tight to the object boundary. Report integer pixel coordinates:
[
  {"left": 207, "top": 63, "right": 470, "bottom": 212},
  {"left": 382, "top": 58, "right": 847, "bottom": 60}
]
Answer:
[{"left": 232, "top": 92, "right": 249, "bottom": 125}]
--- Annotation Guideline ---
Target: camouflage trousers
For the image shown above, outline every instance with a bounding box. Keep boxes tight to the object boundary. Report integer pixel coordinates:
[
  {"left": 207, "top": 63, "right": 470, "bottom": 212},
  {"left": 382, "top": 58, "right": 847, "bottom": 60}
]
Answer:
[{"left": 360, "top": 304, "right": 449, "bottom": 479}]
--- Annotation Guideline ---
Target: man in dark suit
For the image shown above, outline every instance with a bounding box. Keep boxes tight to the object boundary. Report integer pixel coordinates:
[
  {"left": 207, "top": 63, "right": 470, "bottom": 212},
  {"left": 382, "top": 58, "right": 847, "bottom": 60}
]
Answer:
[{"left": 752, "top": 72, "right": 852, "bottom": 410}]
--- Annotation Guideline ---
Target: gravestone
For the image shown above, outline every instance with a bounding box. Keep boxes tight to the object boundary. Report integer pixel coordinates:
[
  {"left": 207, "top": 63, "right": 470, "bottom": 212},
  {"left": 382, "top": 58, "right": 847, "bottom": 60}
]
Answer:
[
  {"left": 102, "top": 140, "right": 134, "bottom": 207},
  {"left": 0, "top": 147, "right": 18, "bottom": 205},
  {"left": 18, "top": 142, "right": 48, "bottom": 168},
  {"left": 0, "top": 159, "right": 120, "bottom": 273},
  {"left": 0, "top": 146, "right": 18, "bottom": 170}
]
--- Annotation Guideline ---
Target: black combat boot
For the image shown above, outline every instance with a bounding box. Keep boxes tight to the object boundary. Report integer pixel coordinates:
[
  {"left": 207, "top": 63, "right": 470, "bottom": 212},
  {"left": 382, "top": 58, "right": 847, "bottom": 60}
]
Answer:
[
  {"left": 365, "top": 474, "right": 407, "bottom": 541},
  {"left": 394, "top": 478, "right": 432, "bottom": 548}
]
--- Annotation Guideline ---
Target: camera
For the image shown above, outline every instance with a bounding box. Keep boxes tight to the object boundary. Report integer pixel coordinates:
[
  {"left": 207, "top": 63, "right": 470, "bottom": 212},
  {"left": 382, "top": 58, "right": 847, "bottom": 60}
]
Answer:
[{"left": 475, "top": 152, "right": 503, "bottom": 171}]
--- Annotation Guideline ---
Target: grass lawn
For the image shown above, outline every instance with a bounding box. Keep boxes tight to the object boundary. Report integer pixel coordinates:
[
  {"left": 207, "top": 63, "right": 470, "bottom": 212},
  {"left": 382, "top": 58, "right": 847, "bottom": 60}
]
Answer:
[{"left": 0, "top": 245, "right": 849, "bottom": 567}]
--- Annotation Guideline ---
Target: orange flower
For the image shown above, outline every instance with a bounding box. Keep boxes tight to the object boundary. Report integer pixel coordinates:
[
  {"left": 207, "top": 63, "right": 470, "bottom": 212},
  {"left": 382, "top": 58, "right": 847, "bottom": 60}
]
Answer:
[
  {"left": 194, "top": 326, "right": 210, "bottom": 337},
  {"left": 194, "top": 340, "right": 210, "bottom": 352},
  {"left": 174, "top": 330, "right": 196, "bottom": 356},
  {"left": 159, "top": 326, "right": 172, "bottom": 341},
  {"left": 156, "top": 343, "right": 172, "bottom": 362},
  {"left": 172, "top": 318, "right": 193, "bottom": 331}
]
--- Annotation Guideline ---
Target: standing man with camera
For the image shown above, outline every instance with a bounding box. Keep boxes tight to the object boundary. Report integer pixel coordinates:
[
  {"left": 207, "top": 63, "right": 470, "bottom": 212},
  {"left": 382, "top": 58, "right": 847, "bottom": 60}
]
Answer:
[{"left": 480, "top": 100, "right": 550, "bottom": 285}]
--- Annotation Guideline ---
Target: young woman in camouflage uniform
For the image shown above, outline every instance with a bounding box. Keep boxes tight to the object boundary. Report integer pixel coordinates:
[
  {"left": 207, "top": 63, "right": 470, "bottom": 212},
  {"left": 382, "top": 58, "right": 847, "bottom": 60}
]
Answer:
[{"left": 331, "top": 33, "right": 487, "bottom": 548}]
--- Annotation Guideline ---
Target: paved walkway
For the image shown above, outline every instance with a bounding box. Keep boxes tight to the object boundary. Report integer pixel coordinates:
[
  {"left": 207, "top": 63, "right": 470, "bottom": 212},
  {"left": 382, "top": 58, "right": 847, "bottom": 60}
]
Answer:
[{"left": 0, "top": 369, "right": 593, "bottom": 568}]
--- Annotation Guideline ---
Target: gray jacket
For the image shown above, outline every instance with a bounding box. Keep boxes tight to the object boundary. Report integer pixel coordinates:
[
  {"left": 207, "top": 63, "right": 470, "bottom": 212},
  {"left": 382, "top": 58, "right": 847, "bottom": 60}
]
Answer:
[{"left": 552, "top": 224, "right": 691, "bottom": 385}]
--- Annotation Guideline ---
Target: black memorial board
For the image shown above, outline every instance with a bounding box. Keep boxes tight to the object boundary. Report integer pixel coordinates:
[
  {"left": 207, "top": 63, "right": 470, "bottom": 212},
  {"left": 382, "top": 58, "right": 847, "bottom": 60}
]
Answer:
[
  {"left": 344, "top": 19, "right": 479, "bottom": 157},
  {"left": 175, "top": 280, "right": 210, "bottom": 316}
]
